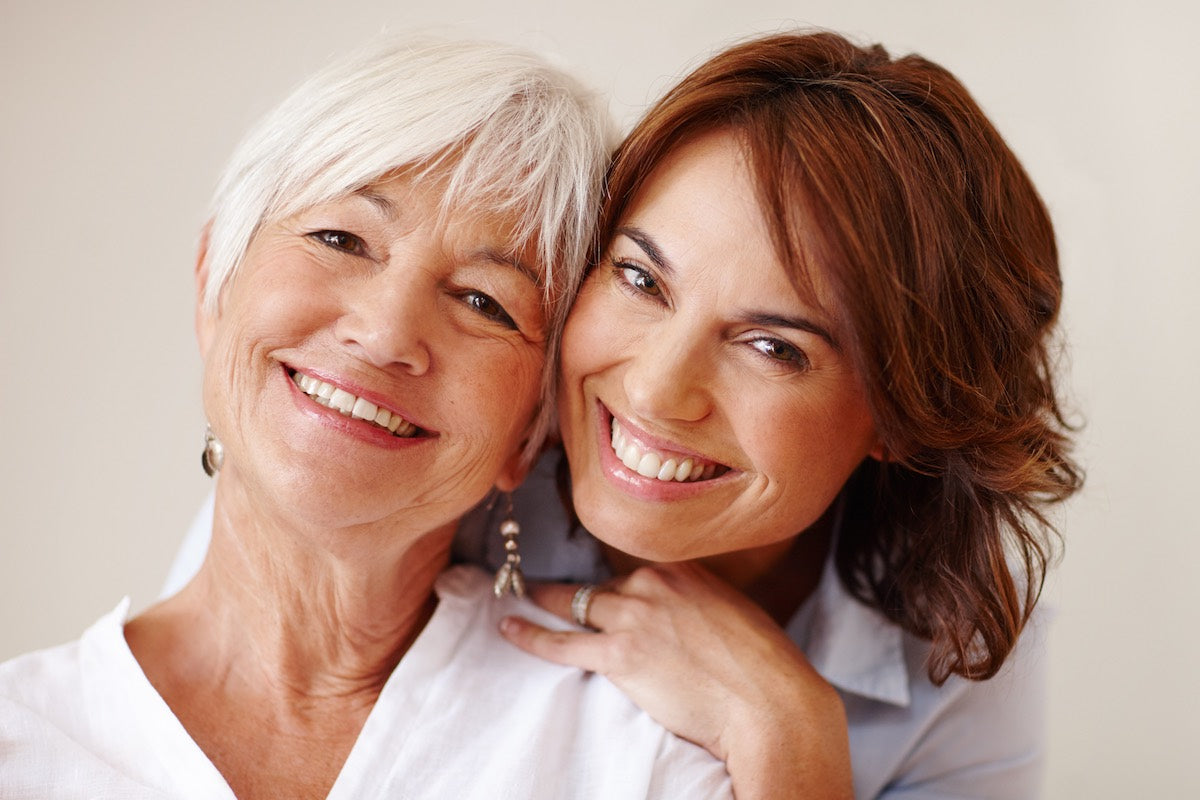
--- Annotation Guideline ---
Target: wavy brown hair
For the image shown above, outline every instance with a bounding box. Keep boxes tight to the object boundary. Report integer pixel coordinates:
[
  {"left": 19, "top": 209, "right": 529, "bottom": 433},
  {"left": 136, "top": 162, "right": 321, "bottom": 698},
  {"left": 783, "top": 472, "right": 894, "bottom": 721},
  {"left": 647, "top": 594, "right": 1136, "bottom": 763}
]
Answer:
[{"left": 596, "top": 31, "right": 1083, "bottom": 683}]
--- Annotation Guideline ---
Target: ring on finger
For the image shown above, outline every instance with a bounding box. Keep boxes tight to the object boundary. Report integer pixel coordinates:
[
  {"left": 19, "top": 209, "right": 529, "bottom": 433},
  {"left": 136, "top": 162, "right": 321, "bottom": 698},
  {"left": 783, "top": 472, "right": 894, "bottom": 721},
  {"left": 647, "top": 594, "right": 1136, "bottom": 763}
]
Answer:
[{"left": 570, "top": 584, "right": 602, "bottom": 630}]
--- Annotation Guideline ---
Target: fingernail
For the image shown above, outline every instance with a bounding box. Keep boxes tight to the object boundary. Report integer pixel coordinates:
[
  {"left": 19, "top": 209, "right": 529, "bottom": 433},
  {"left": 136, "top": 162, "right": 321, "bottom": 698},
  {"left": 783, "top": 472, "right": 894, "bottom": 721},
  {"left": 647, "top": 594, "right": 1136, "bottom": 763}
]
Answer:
[{"left": 499, "top": 616, "right": 518, "bottom": 636}]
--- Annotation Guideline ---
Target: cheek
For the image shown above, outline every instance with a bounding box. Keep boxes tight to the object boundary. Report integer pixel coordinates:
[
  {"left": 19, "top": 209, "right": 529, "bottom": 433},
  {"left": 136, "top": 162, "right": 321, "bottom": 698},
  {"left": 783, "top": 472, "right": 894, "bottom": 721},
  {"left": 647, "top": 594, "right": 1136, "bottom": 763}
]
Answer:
[
  {"left": 561, "top": 284, "right": 625, "bottom": 379},
  {"left": 560, "top": 307, "right": 596, "bottom": 379},
  {"left": 750, "top": 393, "right": 877, "bottom": 487},
  {"left": 470, "top": 345, "right": 545, "bottom": 438}
]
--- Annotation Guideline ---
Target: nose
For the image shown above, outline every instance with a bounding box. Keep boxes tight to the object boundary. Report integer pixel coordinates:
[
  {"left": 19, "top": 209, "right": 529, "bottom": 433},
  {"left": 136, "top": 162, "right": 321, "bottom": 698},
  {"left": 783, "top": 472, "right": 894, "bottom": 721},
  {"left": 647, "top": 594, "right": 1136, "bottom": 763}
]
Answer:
[
  {"left": 621, "top": 323, "right": 712, "bottom": 424},
  {"left": 335, "top": 267, "right": 433, "bottom": 375}
]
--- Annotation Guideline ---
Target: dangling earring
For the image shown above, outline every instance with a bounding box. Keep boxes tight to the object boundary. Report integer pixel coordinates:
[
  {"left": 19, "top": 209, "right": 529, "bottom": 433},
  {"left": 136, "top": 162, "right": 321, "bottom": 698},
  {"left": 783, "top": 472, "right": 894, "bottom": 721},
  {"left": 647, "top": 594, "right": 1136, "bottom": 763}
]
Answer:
[
  {"left": 492, "top": 493, "right": 526, "bottom": 598},
  {"left": 201, "top": 424, "right": 224, "bottom": 477}
]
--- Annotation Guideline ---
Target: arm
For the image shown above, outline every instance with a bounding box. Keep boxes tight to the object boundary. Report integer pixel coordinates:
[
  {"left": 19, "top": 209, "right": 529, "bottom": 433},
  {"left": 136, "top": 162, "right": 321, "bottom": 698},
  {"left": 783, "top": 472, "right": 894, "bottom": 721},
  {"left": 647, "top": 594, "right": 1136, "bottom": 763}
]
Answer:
[{"left": 499, "top": 562, "right": 854, "bottom": 800}]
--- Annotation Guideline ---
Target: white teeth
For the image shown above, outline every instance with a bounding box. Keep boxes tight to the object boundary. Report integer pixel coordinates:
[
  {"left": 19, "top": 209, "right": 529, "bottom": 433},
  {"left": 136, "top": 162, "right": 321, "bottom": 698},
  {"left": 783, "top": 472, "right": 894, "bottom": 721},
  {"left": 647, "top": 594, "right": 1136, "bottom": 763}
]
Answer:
[
  {"left": 636, "top": 452, "right": 662, "bottom": 478},
  {"left": 351, "top": 397, "right": 377, "bottom": 421},
  {"left": 329, "top": 388, "right": 355, "bottom": 414},
  {"left": 621, "top": 444, "right": 642, "bottom": 470},
  {"left": 290, "top": 370, "right": 417, "bottom": 437},
  {"left": 608, "top": 418, "right": 722, "bottom": 483},
  {"left": 675, "top": 458, "right": 694, "bottom": 481},
  {"left": 657, "top": 459, "right": 677, "bottom": 481}
]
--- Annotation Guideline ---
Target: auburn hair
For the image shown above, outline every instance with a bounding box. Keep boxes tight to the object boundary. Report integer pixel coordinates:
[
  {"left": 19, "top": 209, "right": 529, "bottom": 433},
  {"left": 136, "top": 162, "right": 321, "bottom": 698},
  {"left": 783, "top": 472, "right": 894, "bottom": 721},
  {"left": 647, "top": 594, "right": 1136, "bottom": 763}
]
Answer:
[{"left": 596, "top": 31, "right": 1083, "bottom": 683}]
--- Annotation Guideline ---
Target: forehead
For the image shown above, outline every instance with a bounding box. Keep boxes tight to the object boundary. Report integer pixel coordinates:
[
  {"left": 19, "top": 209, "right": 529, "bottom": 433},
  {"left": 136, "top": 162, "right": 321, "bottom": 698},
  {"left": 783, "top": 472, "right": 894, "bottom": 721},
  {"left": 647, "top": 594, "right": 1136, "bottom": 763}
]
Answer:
[
  {"left": 342, "top": 173, "right": 542, "bottom": 283},
  {"left": 618, "top": 130, "right": 842, "bottom": 318},
  {"left": 619, "top": 133, "right": 764, "bottom": 256}
]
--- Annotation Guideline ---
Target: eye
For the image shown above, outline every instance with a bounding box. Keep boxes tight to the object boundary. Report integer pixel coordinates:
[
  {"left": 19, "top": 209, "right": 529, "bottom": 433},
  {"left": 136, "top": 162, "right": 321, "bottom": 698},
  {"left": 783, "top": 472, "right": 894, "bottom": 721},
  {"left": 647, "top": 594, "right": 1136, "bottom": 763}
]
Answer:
[
  {"left": 461, "top": 290, "right": 517, "bottom": 329},
  {"left": 309, "top": 229, "right": 366, "bottom": 256},
  {"left": 749, "top": 337, "right": 811, "bottom": 370},
  {"left": 614, "top": 261, "right": 662, "bottom": 297}
]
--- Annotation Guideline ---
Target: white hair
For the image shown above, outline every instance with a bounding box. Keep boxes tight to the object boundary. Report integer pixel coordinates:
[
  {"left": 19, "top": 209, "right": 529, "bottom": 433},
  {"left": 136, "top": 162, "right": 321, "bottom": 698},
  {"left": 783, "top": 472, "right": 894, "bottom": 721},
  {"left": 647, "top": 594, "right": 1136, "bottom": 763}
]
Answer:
[{"left": 203, "top": 36, "right": 614, "bottom": 463}]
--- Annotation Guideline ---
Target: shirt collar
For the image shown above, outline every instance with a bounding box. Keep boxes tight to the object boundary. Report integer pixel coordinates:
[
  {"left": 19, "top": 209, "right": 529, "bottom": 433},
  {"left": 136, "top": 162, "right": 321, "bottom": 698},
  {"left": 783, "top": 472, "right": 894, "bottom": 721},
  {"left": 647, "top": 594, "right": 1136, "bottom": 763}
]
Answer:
[{"left": 789, "top": 553, "right": 912, "bottom": 708}]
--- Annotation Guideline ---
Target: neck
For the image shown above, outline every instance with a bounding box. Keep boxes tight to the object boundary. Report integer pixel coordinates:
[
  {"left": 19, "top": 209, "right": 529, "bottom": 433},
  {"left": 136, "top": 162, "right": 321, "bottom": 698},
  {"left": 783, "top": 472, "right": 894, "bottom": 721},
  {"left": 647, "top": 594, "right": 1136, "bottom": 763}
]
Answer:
[{"left": 138, "top": 475, "right": 454, "bottom": 703}]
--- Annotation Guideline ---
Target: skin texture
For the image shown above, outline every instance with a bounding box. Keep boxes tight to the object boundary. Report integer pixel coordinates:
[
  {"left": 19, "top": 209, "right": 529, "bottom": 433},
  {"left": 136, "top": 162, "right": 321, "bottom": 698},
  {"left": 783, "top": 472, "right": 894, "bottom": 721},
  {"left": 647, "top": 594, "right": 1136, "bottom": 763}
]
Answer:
[
  {"left": 502, "top": 131, "right": 873, "bottom": 799},
  {"left": 125, "top": 173, "right": 545, "bottom": 799},
  {"left": 557, "top": 131, "right": 879, "bottom": 565}
]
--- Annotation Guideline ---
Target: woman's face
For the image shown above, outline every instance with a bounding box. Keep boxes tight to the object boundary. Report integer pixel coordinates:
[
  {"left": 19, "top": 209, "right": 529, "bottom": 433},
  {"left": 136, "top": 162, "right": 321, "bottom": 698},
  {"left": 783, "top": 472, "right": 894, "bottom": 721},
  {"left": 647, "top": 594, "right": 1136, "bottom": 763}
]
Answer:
[
  {"left": 558, "top": 131, "right": 880, "bottom": 562},
  {"left": 197, "top": 173, "right": 546, "bottom": 534}
]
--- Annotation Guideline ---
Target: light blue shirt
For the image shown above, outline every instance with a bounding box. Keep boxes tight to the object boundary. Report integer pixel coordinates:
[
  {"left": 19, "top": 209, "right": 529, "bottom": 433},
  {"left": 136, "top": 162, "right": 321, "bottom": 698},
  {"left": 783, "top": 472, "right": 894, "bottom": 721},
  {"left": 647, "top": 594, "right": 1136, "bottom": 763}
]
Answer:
[{"left": 167, "top": 451, "right": 1047, "bottom": 799}]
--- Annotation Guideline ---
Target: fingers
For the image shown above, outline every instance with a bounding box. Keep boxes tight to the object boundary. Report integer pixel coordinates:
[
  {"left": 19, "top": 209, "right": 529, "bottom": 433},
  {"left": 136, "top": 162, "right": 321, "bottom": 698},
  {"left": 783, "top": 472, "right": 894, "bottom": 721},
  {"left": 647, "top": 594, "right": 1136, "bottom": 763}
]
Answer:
[
  {"left": 528, "top": 581, "right": 618, "bottom": 630},
  {"left": 499, "top": 615, "right": 611, "bottom": 673},
  {"left": 526, "top": 581, "right": 582, "bottom": 624}
]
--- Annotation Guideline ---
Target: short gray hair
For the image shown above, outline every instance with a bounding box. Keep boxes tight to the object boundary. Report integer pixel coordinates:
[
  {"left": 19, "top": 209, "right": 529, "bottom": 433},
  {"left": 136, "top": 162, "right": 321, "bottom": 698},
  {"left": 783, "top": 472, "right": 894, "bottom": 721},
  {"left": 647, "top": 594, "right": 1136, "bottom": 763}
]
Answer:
[{"left": 203, "top": 36, "right": 613, "bottom": 462}]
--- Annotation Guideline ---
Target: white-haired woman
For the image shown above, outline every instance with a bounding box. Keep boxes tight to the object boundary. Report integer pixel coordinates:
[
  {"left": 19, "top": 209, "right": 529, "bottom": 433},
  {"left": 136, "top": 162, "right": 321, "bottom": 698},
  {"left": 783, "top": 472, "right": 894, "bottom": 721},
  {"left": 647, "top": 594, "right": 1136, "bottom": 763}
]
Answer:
[{"left": 0, "top": 39, "right": 731, "bottom": 799}]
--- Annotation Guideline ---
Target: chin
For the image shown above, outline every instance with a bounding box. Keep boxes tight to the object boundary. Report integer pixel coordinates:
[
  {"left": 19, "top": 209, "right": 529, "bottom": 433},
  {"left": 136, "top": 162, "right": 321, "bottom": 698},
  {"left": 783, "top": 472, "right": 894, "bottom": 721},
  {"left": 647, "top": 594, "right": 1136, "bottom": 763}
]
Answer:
[{"left": 577, "top": 510, "right": 690, "bottom": 564}]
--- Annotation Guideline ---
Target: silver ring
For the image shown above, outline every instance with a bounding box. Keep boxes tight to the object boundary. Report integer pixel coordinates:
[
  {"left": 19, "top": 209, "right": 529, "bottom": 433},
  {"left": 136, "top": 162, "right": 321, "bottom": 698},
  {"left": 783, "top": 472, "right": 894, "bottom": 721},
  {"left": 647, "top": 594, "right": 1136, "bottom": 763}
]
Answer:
[{"left": 570, "top": 584, "right": 601, "bottom": 629}]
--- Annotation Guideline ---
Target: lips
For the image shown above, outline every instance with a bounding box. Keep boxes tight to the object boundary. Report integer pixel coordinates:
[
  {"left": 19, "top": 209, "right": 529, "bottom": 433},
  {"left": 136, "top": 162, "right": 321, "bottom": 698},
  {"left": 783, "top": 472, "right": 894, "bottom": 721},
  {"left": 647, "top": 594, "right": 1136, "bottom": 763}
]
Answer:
[
  {"left": 608, "top": 415, "right": 729, "bottom": 482},
  {"left": 288, "top": 368, "right": 423, "bottom": 437}
]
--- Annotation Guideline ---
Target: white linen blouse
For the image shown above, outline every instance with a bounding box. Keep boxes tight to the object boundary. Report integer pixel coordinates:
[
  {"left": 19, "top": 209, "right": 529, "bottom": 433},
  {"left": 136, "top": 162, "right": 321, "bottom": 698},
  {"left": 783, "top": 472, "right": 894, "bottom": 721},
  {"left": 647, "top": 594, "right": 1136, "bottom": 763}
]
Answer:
[{"left": 0, "top": 565, "right": 731, "bottom": 799}]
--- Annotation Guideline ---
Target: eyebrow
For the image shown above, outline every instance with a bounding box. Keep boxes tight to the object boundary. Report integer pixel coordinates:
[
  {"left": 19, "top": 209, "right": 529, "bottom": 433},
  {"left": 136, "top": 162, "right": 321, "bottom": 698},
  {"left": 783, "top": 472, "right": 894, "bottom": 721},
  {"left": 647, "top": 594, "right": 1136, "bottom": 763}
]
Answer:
[
  {"left": 617, "top": 226, "right": 839, "bottom": 350},
  {"left": 352, "top": 188, "right": 398, "bottom": 219},
  {"left": 616, "top": 225, "right": 675, "bottom": 277},
  {"left": 740, "top": 312, "right": 840, "bottom": 351},
  {"left": 476, "top": 246, "right": 542, "bottom": 287},
  {"left": 348, "top": 189, "right": 539, "bottom": 286}
]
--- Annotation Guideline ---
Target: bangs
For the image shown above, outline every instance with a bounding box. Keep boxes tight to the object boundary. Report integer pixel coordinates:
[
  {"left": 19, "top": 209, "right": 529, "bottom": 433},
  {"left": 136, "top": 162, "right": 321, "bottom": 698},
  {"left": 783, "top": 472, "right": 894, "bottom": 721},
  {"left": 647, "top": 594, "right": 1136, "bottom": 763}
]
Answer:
[
  {"left": 734, "top": 110, "right": 851, "bottom": 325},
  {"left": 204, "top": 37, "right": 609, "bottom": 314},
  {"left": 733, "top": 80, "right": 922, "bottom": 342}
]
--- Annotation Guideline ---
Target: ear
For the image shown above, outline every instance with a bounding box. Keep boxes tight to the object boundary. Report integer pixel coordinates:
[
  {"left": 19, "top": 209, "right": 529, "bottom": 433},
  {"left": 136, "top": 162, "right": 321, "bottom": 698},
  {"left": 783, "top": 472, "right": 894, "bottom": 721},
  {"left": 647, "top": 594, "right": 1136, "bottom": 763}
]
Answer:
[
  {"left": 194, "top": 221, "right": 217, "bottom": 357},
  {"left": 493, "top": 442, "right": 534, "bottom": 493}
]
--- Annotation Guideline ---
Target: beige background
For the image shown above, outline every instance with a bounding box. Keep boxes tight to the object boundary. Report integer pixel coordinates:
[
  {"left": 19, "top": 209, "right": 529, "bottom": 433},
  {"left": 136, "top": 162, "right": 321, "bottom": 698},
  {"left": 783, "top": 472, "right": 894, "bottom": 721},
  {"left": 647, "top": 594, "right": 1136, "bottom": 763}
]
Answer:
[{"left": 2, "top": 0, "right": 1197, "bottom": 795}]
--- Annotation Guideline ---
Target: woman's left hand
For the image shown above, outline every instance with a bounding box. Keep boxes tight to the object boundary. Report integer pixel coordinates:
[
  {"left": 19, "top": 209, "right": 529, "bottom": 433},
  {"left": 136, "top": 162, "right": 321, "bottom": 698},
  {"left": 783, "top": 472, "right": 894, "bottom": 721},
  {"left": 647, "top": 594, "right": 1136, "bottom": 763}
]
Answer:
[{"left": 499, "top": 562, "right": 853, "bottom": 800}]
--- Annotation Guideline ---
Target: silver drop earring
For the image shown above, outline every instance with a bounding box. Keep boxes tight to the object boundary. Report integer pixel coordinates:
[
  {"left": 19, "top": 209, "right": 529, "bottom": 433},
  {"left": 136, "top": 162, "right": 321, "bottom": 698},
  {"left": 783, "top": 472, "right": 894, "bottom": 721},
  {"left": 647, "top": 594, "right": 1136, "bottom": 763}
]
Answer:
[
  {"left": 201, "top": 424, "right": 224, "bottom": 477},
  {"left": 492, "top": 493, "right": 526, "bottom": 598}
]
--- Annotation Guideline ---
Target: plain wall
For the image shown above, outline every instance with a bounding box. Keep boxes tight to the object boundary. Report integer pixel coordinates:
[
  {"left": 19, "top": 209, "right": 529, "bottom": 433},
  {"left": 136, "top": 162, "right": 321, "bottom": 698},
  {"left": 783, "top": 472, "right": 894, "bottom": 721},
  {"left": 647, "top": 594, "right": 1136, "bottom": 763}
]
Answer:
[{"left": 2, "top": 1, "right": 1197, "bottom": 795}]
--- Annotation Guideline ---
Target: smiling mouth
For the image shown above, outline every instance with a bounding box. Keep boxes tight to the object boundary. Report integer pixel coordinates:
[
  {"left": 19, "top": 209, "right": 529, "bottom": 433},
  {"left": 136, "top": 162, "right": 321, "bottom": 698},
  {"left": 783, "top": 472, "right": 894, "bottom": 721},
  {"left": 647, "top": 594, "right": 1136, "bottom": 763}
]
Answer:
[
  {"left": 289, "top": 369, "right": 423, "bottom": 438},
  {"left": 609, "top": 417, "right": 729, "bottom": 482}
]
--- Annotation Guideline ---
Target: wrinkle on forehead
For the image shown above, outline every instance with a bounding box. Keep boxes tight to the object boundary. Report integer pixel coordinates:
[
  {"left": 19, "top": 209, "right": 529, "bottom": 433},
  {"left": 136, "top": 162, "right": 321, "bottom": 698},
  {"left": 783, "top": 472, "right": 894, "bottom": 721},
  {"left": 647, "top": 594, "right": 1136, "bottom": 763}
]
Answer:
[{"left": 357, "top": 169, "right": 546, "bottom": 289}]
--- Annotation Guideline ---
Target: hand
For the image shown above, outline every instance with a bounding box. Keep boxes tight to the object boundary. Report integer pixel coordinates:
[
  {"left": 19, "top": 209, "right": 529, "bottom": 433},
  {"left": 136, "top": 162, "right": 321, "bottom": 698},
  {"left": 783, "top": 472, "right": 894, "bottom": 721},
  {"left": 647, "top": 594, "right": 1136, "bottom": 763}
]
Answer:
[{"left": 499, "top": 562, "right": 853, "bottom": 800}]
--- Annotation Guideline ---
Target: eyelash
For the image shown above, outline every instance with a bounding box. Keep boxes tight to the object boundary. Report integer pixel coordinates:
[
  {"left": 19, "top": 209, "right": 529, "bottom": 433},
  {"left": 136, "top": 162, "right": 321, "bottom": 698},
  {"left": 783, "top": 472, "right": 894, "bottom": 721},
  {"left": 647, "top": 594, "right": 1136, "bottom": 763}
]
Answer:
[
  {"left": 310, "top": 230, "right": 519, "bottom": 331},
  {"left": 457, "top": 290, "right": 517, "bottom": 330},
  {"left": 309, "top": 229, "right": 367, "bottom": 256},
  {"left": 746, "top": 337, "right": 811, "bottom": 371},
  {"left": 611, "top": 259, "right": 663, "bottom": 299},
  {"left": 611, "top": 258, "right": 811, "bottom": 372}
]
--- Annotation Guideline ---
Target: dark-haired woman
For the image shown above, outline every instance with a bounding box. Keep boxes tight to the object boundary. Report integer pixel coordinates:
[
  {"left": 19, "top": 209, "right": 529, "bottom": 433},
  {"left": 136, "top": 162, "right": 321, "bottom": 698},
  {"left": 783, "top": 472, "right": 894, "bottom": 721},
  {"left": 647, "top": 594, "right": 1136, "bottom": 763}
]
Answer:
[{"left": 496, "top": 31, "right": 1081, "bottom": 799}]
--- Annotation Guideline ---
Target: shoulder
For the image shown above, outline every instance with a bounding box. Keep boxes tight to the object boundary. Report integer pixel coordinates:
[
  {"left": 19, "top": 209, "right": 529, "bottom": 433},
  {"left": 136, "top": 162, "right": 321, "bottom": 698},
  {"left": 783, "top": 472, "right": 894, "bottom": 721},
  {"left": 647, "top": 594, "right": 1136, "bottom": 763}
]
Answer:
[
  {"left": 0, "top": 613, "right": 101, "bottom": 719},
  {"left": 0, "top": 640, "right": 86, "bottom": 760},
  {"left": 840, "top": 600, "right": 1050, "bottom": 799},
  {"left": 894, "top": 605, "right": 1049, "bottom": 794},
  {"left": 0, "top": 601, "right": 170, "bottom": 798},
  {"left": 796, "top": 551, "right": 1051, "bottom": 798},
  {"left": 0, "top": 598, "right": 129, "bottom": 723}
]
